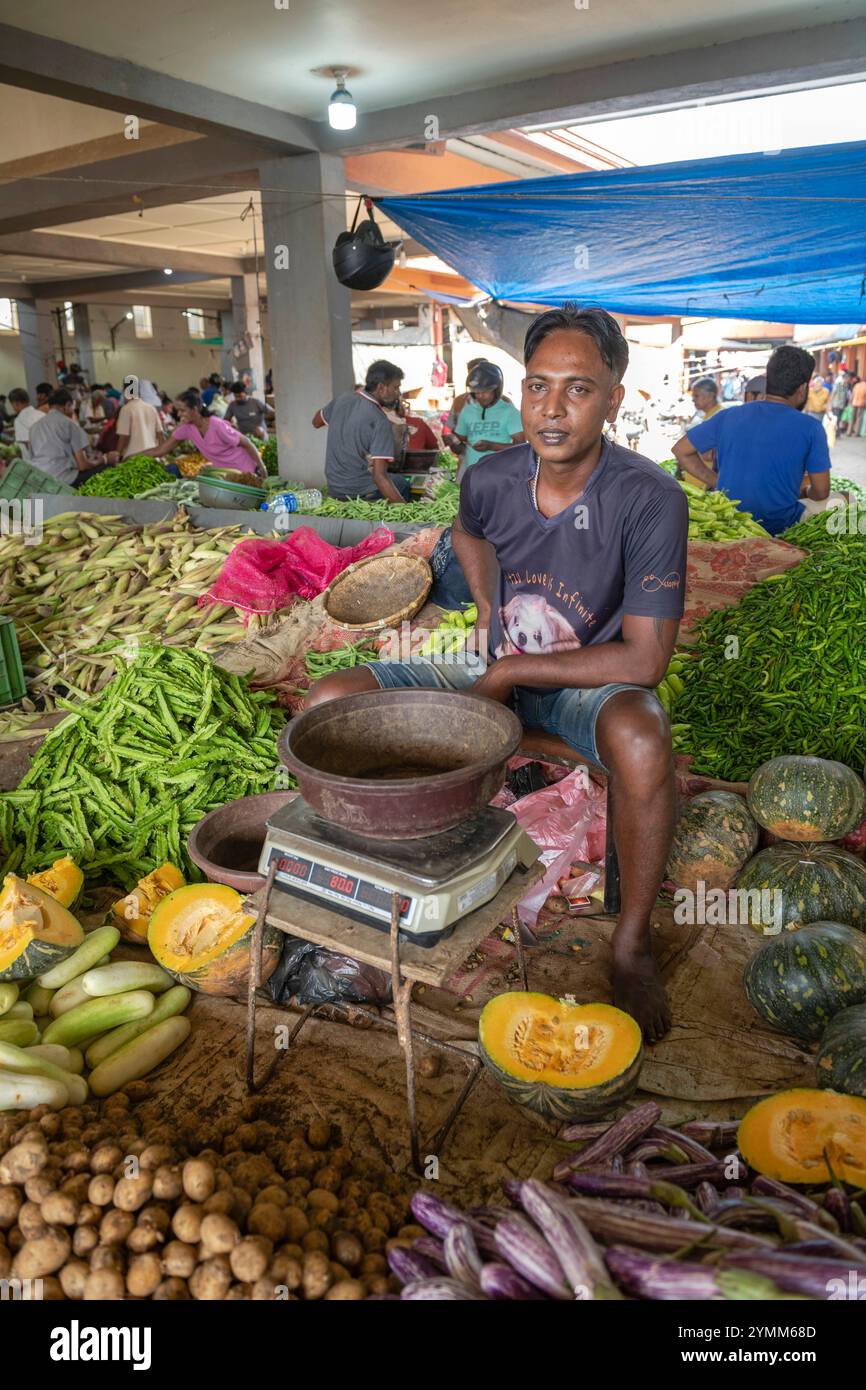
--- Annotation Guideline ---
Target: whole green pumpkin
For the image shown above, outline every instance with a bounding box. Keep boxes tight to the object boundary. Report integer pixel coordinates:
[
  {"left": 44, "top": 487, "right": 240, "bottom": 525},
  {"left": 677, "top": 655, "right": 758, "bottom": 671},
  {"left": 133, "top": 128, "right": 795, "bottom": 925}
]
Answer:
[
  {"left": 816, "top": 1003, "right": 866, "bottom": 1097},
  {"left": 735, "top": 841, "right": 866, "bottom": 934},
  {"left": 667, "top": 790, "right": 759, "bottom": 890},
  {"left": 744, "top": 922, "right": 866, "bottom": 1042},
  {"left": 747, "top": 755, "right": 866, "bottom": 842}
]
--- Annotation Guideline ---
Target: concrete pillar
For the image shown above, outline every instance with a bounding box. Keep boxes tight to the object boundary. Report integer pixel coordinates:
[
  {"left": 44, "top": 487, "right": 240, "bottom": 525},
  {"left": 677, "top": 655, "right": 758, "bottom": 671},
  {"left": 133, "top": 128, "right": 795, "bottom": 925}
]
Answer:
[
  {"left": 219, "top": 309, "right": 234, "bottom": 382},
  {"left": 72, "top": 303, "right": 95, "bottom": 382},
  {"left": 229, "top": 273, "right": 265, "bottom": 396},
  {"left": 259, "top": 153, "right": 353, "bottom": 483},
  {"left": 17, "top": 299, "right": 57, "bottom": 397}
]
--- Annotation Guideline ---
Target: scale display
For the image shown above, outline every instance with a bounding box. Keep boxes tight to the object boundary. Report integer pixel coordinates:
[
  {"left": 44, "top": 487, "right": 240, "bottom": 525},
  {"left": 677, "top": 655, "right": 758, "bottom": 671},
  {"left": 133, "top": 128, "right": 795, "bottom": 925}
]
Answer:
[
  {"left": 259, "top": 799, "right": 539, "bottom": 941},
  {"left": 265, "top": 845, "right": 414, "bottom": 925}
]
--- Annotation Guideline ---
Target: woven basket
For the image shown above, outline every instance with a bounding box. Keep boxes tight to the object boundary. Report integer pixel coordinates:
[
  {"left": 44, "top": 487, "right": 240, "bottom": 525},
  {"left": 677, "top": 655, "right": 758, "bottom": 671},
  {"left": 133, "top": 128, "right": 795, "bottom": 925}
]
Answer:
[{"left": 323, "top": 552, "right": 432, "bottom": 630}]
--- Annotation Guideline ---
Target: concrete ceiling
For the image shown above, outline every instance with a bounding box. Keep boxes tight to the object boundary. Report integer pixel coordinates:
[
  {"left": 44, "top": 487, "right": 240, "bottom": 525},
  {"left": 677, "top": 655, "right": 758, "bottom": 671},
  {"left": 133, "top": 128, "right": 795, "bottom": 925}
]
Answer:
[{"left": 3, "top": 0, "right": 862, "bottom": 119}]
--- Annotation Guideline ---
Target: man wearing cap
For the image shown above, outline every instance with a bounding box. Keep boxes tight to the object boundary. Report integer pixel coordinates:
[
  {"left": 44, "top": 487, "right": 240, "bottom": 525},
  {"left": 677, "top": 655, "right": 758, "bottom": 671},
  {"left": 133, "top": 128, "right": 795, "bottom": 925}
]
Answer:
[{"left": 452, "top": 361, "right": 525, "bottom": 473}]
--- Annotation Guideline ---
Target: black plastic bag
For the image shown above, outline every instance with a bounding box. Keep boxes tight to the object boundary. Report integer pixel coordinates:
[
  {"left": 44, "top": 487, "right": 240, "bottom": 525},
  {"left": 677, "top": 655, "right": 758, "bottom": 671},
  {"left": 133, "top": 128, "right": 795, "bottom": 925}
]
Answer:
[{"left": 268, "top": 935, "right": 391, "bottom": 1007}]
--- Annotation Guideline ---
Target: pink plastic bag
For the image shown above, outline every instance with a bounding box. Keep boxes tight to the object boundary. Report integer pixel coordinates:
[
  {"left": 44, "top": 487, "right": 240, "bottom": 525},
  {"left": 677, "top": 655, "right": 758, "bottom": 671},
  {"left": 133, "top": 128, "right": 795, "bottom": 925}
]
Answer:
[
  {"left": 511, "top": 767, "right": 608, "bottom": 927},
  {"left": 200, "top": 526, "right": 395, "bottom": 616}
]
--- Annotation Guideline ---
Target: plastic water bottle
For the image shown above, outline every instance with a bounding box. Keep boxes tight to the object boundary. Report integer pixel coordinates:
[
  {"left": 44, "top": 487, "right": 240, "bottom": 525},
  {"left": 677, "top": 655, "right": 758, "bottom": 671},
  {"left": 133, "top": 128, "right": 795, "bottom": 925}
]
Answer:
[{"left": 262, "top": 488, "right": 323, "bottom": 518}]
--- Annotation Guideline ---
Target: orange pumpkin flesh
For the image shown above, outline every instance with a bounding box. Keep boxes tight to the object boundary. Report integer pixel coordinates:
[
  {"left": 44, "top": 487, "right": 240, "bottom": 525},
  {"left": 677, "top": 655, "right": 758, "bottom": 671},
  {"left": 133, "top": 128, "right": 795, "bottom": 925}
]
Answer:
[
  {"left": 478, "top": 992, "right": 643, "bottom": 1122},
  {"left": 737, "top": 1087, "right": 866, "bottom": 1186},
  {"left": 148, "top": 883, "right": 280, "bottom": 997}
]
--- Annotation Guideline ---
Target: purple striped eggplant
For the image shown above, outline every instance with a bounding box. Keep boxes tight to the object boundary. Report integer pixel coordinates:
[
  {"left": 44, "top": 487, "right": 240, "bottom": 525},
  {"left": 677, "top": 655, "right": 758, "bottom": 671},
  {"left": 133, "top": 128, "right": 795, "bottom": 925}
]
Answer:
[
  {"left": 695, "top": 1181, "right": 720, "bottom": 1215},
  {"left": 480, "top": 1262, "right": 543, "bottom": 1300},
  {"left": 444, "top": 1222, "right": 483, "bottom": 1289},
  {"left": 751, "top": 1175, "right": 838, "bottom": 1228},
  {"left": 412, "top": 1236, "right": 448, "bottom": 1270},
  {"left": 559, "top": 1120, "right": 617, "bottom": 1143},
  {"left": 566, "top": 1196, "right": 776, "bottom": 1252},
  {"left": 628, "top": 1138, "right": 692, "bottom": 1165},
  {"left": 410, "top": 1190, "right": 463, "bottom": 1238},
  {"left": 725, "top": 1249, "right": 866, "bottom": 1299},
  {"left": 648, "top": 1124, "right": 718, "bottom": 1164},
  {"left": 400, "top": 1277, "right": 486, "bottom": 1301},
  {"left": 519, "top": 1179, "right": 622, "bottom": 1300},
  {"left": 553, "top": 1101, "right": 662, "bottom": 1179},
  {"left": 564, "top": 1169, "right": 704, "bottom": 1219},
  {"left": 679, "top": 1119, "right": 741, "bottom": 1147},
  {"left": 605, "top": 1246, "right": 801, "bottom": 1302},
  {"left": 493, "top": 1213, "right": 571, "bottom": 1299},
  {"left": 388, "top": 1246, "right": 442, "bottom": 1284},
  {"left": 822, "top": 1186, "right": 851, "bottom": 1233}
]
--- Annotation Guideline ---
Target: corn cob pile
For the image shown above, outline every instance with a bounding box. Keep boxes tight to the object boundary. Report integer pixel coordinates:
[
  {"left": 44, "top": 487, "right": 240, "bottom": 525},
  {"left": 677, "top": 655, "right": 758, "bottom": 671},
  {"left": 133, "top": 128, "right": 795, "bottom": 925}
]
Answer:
[{"left": 0, "top": 512, "right": 276, "bottom": 723}]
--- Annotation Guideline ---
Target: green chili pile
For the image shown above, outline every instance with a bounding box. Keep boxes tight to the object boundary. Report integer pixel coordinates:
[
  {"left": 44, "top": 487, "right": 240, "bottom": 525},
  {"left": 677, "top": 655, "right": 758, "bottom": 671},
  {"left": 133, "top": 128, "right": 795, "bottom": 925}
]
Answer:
[
  {"left": 674, "top": 546, "right": 866, "bottom": 781},
  {"left": 78, "top": 455, "right": 169, "bottom": 497},
  {"left": 781, "top": 505, "right": 866, "bottom": 554},
  {"left": 0, "top": 647, "right": 289, "bottom": 887}
]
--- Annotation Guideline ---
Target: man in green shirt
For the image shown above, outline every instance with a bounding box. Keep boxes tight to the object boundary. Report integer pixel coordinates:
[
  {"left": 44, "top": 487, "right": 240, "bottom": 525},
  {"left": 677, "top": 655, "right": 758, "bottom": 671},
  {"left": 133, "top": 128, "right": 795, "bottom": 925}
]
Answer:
[{"left": 453, "top": 361, "right": 524, "bottom": 471}]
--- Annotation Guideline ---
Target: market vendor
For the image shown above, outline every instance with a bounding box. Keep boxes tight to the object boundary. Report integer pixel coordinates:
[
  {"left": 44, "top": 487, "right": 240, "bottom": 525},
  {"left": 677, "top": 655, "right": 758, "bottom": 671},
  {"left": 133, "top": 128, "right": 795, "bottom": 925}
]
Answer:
[
  {"left": 312, "top": 361, "right": 410, "bottom": 503},
  {"left": 671, "top": 345, "right": 832, "bottom": 535},
  {"left": 677, "top": 376, "right": 721, "bottom": 490},
  {"left": 451, "top": 361, "right": 525, "bottom": 475},
  {"left": 28, "top": 388, "right": 105, "bottom": 486},
  {"left": 305, "top": 306, "right": 688, "bottom": 1042},
  {"left": 145, "top": 390, "right": 265, "bottom": 477}
]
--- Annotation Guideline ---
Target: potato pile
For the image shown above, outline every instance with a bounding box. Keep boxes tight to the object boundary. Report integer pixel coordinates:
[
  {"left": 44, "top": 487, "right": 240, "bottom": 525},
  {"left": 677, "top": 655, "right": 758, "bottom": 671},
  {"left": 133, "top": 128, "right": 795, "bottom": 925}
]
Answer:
[{"left": 0, "top": 1089, "right": 417, "bottom": 1300}]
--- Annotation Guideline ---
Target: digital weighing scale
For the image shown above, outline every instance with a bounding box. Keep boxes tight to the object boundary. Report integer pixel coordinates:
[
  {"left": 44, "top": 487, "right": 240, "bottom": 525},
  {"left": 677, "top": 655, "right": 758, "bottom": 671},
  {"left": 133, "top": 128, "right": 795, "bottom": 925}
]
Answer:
[{"left": 258, "top": 798, "right": 539, "bottom": 946}]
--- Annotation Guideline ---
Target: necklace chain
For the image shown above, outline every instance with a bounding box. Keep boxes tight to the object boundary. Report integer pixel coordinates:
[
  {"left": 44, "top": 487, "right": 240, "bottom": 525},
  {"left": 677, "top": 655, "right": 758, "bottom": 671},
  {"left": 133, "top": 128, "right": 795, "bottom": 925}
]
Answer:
[{"left": 530, "top": 455, "right": 540, "bottom": 511}]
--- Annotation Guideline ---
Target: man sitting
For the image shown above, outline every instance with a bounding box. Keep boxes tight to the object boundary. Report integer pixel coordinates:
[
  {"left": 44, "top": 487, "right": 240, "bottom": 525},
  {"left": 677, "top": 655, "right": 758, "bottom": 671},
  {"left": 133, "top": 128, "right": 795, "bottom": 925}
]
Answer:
[
  {"left": 304, "top": 306, "right": 688, "bottom": 1042},
  {"left": 672, "top": 345, "right": 831, "bottom": 535}
]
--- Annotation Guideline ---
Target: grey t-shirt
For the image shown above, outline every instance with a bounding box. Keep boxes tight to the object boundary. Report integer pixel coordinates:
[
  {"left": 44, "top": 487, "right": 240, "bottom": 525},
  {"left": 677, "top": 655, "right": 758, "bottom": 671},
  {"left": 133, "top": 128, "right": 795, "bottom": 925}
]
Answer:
[
  {"left": 225, "top": 398, "right": 266, "bottom": 436},
  {"left": 27, "top": 410, "right": 89, "bottom": 484},
  {"left": 459, "top": 439, "right": 688, "bottom": 670},
  {"left": 322, "top": 391, "right": 395, "bottom": 498}
]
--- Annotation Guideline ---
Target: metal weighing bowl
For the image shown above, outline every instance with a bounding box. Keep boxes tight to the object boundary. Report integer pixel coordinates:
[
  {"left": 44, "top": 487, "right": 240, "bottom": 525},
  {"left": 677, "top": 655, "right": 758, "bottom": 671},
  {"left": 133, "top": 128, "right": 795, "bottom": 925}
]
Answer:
[{"left": 279, "top": 689, "right": 522, "bottom": 839}]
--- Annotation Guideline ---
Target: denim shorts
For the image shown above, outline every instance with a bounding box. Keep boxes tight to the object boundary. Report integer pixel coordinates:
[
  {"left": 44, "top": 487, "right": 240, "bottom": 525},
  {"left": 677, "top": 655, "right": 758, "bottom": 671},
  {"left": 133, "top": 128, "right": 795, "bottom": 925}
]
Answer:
[{"left": 366, "top": 652, "right": 649, "bottom": 768}]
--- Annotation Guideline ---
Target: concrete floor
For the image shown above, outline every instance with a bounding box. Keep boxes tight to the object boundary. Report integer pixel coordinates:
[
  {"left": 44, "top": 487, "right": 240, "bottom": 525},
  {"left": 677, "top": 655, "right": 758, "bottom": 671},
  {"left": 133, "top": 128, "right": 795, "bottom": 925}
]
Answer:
[{"left": 830, "top": 433, "right": 866, "bottom": 490}]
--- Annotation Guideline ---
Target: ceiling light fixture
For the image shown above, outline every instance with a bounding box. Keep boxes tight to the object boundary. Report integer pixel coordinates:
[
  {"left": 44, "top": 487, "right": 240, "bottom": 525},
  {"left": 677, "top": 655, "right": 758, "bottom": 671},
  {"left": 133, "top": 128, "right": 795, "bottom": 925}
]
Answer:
[
  {"left": 163, "top": 268, "right": 173, "bottom": 276},
  {"left": 328, "top": 70, "right": 357, "bottom": 131}
]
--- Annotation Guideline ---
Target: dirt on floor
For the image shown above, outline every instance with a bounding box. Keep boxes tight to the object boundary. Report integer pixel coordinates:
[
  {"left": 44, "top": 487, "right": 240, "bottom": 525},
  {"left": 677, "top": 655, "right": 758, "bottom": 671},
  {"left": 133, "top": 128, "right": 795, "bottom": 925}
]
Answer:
[{"left": 136, "top": 896, "right": 814, "bottom": 1208}]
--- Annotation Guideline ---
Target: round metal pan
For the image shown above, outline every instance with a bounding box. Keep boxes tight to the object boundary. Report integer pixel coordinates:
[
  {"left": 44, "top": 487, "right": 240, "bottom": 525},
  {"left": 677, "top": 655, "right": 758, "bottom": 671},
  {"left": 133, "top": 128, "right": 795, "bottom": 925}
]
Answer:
[{"left": 279, "top": 688, "right": 522, "bottom": 839}]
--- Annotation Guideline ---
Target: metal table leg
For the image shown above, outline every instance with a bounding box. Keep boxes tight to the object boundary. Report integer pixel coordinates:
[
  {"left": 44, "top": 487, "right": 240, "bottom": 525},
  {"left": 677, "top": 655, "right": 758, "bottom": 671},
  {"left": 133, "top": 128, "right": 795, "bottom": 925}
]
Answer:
[
  {"left": 512, "top": 905, "right": 529, "bottom": 991},
  {"left": 245, "top": 859, "right": 276, "bottom": 1093},
  {"left": 390, "top": 892, "right": 422, "bottom": 1173}
]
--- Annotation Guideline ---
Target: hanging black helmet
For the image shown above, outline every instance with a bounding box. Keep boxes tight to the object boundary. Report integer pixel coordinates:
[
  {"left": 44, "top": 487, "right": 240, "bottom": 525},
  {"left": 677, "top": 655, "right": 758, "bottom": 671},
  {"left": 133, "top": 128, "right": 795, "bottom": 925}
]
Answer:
[
  {"left": 332, "top": 218, "right": 396, "bottom": 291},
  {"left": 466, "top": 360, "right": 504, "bottom": 402}
]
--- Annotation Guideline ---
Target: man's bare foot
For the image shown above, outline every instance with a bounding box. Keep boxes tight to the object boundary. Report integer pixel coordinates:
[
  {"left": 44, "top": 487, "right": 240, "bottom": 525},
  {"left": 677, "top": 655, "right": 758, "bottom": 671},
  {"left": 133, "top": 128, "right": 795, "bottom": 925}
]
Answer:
[{"left": 612, "top": 943, "right": 671, "bottom": 1043}]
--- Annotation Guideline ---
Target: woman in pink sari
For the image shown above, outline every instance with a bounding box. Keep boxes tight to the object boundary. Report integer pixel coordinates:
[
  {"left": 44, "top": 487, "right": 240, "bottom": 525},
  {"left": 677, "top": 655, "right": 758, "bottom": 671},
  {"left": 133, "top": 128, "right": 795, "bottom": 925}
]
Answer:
[{"left": 147, "top": 390, "right": 266, "bottom": 477}]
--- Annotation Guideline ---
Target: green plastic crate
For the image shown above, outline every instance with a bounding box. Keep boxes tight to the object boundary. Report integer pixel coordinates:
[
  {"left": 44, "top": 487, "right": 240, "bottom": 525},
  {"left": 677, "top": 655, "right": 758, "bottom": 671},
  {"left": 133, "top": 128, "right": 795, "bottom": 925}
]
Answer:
[
  {"left": 0, "top": 457, "right": 76, "bottom": 499},
  {"left": 0, "top": 617, "right": 26, "bottom": 706}
]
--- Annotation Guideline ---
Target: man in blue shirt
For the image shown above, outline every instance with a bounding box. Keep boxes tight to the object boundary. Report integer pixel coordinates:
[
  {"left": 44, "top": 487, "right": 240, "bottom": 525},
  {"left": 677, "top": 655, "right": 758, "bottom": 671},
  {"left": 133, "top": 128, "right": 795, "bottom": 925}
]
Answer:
[{"left": 672, "top": 346, "right": 830, "bottom": 535}]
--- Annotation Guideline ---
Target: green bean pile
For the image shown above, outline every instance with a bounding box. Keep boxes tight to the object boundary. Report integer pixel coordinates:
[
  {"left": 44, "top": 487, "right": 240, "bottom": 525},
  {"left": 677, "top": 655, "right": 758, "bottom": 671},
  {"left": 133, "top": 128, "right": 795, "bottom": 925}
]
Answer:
[
  {"left": 310, "top": 478, "right": 460, "bottom": 526},
  {"left": 0, "top": 647, "right": 288, "bottom": 888},
  {"left": 304, "top": 640, "right": 379, "bottom": 680},
  {"left": 674, "top": 547, "right": 866, "bottom": 781},
  {"left": 78, "top": 455, "right": 169, "bottom": 497}
]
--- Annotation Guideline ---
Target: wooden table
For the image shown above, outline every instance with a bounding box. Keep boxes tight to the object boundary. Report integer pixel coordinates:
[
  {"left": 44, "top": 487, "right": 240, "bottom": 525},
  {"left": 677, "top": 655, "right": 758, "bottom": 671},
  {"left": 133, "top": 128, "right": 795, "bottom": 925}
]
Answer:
[{"left": 244, "top": 858, "right": 543, "bottom": 1171}]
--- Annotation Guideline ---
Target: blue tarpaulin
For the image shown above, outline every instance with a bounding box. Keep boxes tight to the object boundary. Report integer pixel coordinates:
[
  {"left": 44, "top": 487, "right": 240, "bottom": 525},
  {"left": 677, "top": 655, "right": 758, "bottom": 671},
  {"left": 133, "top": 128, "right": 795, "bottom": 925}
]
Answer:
[{"left": 378, "top": 141, "right": 866, "bottom": 324}]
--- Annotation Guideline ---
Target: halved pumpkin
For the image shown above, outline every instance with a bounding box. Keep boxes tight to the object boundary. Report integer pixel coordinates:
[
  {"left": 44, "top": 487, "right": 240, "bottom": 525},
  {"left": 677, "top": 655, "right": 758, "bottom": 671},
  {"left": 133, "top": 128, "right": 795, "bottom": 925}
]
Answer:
[
  {"left": 0, "top": 875, "right": 85, "bottom": 983},
  {"left": 26, "top": 857, "right": 84, "bottom": 908},
  {"left": 148, "top": 883, "right": 280, "bottom": 997},
  {"left": 112, "top": 863, "right": 186, "bottom": 944},
  {"left": 478, "top": 992, "right": 643, "bottom": 1122},
  {"left": 738, "top": 1088, "right": 866, "bottom": 1186}
]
